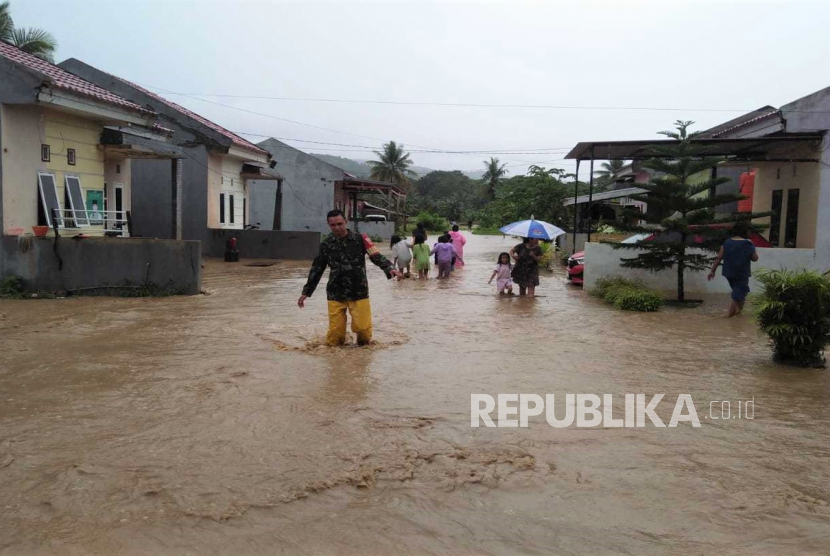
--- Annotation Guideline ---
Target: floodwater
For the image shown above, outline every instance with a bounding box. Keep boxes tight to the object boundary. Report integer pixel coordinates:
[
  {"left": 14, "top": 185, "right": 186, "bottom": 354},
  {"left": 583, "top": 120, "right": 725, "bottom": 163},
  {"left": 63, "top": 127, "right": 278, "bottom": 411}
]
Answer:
[{"left": 1, "top": 234, "right": 828, "bottom": 556}]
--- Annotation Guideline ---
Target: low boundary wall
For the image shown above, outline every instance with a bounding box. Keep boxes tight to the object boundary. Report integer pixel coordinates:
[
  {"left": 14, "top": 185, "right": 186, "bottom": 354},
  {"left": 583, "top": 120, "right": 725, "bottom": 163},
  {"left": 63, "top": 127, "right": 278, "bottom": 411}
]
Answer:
[
  {"left": 584, "top": 242, "right": 824, "bottom": 294},
  {"left": 204, "top": 229, "right": 321, "bottom": 259},
  {"left": 1, "top": 235, "right": 202, "bottom": 294},
  {"left": 352, "top": 221, "right": 395, "bottom": 240}
]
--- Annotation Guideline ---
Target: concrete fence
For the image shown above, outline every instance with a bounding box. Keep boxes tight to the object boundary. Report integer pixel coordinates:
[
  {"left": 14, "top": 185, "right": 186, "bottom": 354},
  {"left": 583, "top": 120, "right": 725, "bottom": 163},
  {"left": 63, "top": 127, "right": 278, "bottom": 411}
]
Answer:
[
  {"left": 584, "top": 242, "right": 824, "bottom": 295},
  {"left": 557, "top": 233, "right": 587, "bottom": 255},
  {"left": 203, "top": 229, "right": 321, "bottom": 259},
  {"left": 1, "top": 235, "right": 202, "bottom": 294},
  {"left": 351, "top": 221, "right": 395, "bottom": 240}
]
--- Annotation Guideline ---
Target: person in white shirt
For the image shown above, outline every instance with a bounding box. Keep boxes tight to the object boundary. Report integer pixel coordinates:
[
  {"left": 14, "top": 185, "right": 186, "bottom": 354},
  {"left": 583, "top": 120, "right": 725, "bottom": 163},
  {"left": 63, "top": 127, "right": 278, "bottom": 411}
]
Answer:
[{"left": 390, "top": 235, "right": 412, "bottom": 279}]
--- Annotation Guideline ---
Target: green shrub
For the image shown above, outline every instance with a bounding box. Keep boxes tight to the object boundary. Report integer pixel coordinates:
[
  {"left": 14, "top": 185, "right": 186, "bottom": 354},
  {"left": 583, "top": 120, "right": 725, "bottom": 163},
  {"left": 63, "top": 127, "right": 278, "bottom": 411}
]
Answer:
[
  {"left": 538, "top": 241, "right": 556, "bottom": 270},
  {"left": 0, "top": 276, "right": 24, "bottom": 299},
  {"left": 591, "top": 276, "right": 663, "bottom": 312},
  {"left": 755, "top": 269, "right": 830, "bottom": 367},
  {"left": 414, "top": 211, "right": 447, "bottom": 232},
  {"left": 369, "top": 234, "right": 384, "bottom": 243}
]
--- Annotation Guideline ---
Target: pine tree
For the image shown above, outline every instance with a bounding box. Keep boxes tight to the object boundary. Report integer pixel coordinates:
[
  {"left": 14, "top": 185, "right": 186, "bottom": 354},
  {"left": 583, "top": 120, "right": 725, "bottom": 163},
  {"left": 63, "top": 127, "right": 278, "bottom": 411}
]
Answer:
[{"left": 612, "top": 120, "right": 767, "bottom": 302}]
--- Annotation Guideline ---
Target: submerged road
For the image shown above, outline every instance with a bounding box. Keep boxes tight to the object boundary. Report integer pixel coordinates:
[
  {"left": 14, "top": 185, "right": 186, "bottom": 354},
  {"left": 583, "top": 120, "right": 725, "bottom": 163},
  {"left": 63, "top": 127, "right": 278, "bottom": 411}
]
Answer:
[{"left": 1, "top": 234, "right": 828, "bottom": 555}]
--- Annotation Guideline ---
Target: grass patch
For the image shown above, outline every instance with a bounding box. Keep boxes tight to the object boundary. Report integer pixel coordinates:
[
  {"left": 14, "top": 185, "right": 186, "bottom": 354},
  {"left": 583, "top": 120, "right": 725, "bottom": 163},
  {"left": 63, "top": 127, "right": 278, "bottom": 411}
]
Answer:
[{"left": 591, "top": 276, "right": 663, "bottom": 312}]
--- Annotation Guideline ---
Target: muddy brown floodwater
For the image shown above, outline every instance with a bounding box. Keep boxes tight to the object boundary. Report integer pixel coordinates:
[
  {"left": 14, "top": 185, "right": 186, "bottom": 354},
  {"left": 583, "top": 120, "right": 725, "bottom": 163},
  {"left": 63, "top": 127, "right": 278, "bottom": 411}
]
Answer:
[{"left": 1, "top": 234, "right": 828, "bottom": 555}]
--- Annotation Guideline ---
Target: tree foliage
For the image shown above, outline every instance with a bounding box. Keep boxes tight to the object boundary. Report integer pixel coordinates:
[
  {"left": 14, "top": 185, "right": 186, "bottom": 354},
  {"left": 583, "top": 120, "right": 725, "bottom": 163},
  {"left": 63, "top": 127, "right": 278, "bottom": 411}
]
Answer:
[
  {"left": 594, "top": 159, "right": 628, "bottom": 191},
  {"left": 481, "top": 157, "right": 508, "bottom": 200},
  {"left": 368, "top": 141, "right": 416, "bottom": 188},
  {"left": 409, "top": 170, "right": 485, "bottom": 221},
  {"left": 611, "top": 120, "right": 768, "bottom": 301},
  {"left": 0, "top": 2, "right": 57, "bottom": 62},
  {"left": 477, "top": 166, "right": 571, "bottom": 228}
]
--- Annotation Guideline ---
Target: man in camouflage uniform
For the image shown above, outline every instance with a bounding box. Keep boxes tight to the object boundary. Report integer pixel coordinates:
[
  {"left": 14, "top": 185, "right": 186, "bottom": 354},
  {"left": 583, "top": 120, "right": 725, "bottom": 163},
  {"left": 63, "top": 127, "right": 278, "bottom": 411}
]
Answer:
[{"left": 298, "top": 210, "right": 401, "bottom": 345}]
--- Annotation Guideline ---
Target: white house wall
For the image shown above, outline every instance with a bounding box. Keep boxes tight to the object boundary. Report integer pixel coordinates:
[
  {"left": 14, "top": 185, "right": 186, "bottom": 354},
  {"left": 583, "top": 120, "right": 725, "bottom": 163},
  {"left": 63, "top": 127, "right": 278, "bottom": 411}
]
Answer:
[
  {"left": 583, "top": 242, "right": 823, "bottom": 295},
  {"left": 751, "top": 161, "right": 820, "bottom": 249},
  {"left": 206, "top": 153, "right": 245, "bottom": 230},
  {"left": 778, "top": 87, "right": 830, "bottom": 265},
  {"left": 0, "top": 104, "right": 41, "bottom": 233}
]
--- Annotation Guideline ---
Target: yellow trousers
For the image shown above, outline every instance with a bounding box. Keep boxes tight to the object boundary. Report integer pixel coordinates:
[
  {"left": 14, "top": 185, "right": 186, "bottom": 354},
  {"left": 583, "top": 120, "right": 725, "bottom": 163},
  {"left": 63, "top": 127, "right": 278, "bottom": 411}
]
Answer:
[{"left": 326, "top": 299, "right": 373, "bottom": 346}]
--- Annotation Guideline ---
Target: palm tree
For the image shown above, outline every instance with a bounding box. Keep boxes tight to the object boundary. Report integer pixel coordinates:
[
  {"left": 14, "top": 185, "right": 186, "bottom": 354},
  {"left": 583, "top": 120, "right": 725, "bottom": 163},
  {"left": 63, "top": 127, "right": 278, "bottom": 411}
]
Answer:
[
  {"left": 0, "top": 2, "right": 57, "bottom": 62},
  {"left": 0, "top": 2, "right": 13, "bottom": 40},
  {"left": 593, "top": 159, "right": 627, "bottom": 190},
  {"left": 481, "top": 157, "right": 508, "bottom": 200},
  {"left": 368, "top": 141, "right": 416, "bottom": 187}
]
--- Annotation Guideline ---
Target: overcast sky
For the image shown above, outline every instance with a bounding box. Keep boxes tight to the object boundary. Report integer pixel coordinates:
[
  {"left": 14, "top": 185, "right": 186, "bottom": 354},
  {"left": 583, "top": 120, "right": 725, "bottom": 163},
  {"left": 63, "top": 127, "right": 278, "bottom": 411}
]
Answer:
[{"left": 12, "top": 0, "right": 830, "bottom": 174}]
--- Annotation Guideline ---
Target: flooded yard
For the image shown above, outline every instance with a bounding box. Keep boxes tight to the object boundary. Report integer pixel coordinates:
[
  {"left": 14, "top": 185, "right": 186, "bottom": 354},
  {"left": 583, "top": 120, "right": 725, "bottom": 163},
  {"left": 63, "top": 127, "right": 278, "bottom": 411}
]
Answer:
[{"left": 1, "top": 234, "right": 828, "bottom": 555}]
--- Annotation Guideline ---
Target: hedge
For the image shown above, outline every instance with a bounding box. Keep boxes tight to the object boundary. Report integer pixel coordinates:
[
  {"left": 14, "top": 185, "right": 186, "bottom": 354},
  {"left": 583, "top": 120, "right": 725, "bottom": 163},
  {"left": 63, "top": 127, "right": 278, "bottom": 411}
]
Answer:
[{"left": 591, "top": 276, "right": 663, "bottom": 312}]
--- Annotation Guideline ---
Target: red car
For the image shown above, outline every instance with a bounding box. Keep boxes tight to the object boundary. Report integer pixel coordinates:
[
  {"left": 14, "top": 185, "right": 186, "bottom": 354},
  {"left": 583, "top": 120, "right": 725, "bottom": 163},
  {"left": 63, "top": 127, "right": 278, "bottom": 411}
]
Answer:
[{"left": 566, "top": 251, "right": 585, "bottom": 285}]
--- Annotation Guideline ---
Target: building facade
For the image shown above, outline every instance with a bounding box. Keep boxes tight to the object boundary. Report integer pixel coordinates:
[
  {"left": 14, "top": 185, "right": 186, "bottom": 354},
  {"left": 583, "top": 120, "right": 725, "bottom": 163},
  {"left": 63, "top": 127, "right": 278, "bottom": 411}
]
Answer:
[{"left": 57, "top": 59, "right": 276, "bottom": 244}]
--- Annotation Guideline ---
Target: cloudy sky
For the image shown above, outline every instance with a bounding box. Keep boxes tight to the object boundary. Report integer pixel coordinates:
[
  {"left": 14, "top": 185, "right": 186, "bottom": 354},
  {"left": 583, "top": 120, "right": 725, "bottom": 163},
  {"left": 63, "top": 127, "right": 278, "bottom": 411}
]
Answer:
[{"left": 12, "top": 0, "right": 830, "bottom": 174}]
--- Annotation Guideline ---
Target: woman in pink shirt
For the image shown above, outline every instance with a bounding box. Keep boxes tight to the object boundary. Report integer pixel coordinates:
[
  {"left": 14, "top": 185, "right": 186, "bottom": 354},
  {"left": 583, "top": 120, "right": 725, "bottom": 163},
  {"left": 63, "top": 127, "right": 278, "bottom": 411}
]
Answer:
[{"left": 448, "top": 225, "right": 467, "bottom": 269}]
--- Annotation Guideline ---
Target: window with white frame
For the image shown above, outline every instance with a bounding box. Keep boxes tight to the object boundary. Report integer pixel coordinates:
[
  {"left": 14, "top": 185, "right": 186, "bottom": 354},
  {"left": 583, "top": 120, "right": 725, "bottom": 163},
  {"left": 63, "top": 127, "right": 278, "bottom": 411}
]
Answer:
[
  {"left": 37, "top": 172, "right": 62, "bottom": 228},
  {"left": 64, "top": 175, "right": 89, "bottom": 227}
]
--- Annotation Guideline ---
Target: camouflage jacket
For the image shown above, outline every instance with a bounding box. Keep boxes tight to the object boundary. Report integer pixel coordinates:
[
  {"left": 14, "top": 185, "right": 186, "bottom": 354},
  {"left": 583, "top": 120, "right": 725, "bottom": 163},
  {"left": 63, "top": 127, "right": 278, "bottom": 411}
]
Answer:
[{"left": 302, "top": 231, "right": 393, "bottom": 302}]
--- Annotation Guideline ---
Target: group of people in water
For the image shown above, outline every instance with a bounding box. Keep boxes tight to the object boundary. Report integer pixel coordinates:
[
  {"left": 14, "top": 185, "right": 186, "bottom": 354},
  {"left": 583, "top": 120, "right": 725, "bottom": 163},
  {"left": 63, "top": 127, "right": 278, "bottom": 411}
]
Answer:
[
  {"left": 389, "top": 222, "right": 545, "bottom": 296},
  {"left": 389, "top": 223, "right": 467, "bottom": 281}
]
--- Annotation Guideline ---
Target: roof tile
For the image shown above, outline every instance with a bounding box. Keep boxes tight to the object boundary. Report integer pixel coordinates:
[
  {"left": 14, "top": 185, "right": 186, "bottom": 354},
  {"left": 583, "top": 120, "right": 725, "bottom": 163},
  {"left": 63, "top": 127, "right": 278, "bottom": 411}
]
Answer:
[
  {"left": 111, "top": 76, "right": 268, "bottom": 156},
  {"left": 0, "top": 41, "right": 151, "bottom": 115}
]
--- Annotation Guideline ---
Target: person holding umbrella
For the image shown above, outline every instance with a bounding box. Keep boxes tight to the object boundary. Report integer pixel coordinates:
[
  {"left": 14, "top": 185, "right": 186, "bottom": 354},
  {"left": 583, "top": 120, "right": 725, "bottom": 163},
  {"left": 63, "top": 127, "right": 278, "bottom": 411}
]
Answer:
[
  {"left": 510, "top": 238, "right": 543, "bottom": 296},
  {"left": 500, "top": 217, "right": 565, "bottom": 297}
]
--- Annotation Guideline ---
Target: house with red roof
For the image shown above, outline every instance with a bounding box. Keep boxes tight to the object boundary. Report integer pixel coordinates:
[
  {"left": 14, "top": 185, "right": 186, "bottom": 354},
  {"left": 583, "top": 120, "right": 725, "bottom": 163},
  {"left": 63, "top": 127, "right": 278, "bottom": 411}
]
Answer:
[
  {"left": 0, "top": 41, "right": 201, "bottom": 294},
  {"left": 0, "top": 41, "right": 183, "bottom": 238},
  {"left": 58, "top": 58, "right": 279, "bottom": 245}
]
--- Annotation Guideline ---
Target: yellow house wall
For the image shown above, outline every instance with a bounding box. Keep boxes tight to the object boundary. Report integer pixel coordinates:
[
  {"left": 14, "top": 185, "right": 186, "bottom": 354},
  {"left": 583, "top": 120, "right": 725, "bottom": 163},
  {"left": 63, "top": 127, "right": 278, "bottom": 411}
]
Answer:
[
  {"left": 751, "top": 162, "right": 820, "bottom": 248},
  {"left": 1, "top": 104, "right": 42, "bottom": 233},
  {"left": 1, "top": 105, "right": 113, "bottom": 235},
  {"left": 43, "top": 109, "right": 107, "bottom": 234}
]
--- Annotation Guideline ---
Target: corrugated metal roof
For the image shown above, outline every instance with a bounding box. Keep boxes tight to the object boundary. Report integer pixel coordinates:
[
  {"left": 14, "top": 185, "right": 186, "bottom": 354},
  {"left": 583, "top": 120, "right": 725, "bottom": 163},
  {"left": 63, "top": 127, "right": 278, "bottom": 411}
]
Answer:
[
  {"left": 111, "top": 76, "right": 268, "bottom": 156},
  {"left": 0, "top": 41, "right": 151, "bottom": 115},
  {"left": 708, "top": 110, "right": 781, "bottom": 137},
  {"left": 565, "top": 187, "right": 648, "bottom": 206}
]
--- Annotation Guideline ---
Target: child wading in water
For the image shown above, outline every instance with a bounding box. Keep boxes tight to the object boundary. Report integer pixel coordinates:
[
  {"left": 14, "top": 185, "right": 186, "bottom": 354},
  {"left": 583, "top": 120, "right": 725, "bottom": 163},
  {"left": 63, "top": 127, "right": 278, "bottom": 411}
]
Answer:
[
  {"left": 390, "top": 235, "right": 412, "bottom": 280},
  {"left": 430, "top": 235, "right": 458, "bottom": 279},
  {"left": 411, "top": 235, "right": 431, "bottom": 279},
  {"left": 488, "top": 252, "right": 514, "bottom": 295}
]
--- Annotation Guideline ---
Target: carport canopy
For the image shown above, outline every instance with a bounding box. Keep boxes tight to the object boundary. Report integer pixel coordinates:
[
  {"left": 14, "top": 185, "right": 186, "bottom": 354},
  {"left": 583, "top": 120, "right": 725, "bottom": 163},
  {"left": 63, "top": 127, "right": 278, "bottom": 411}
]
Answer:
[{"left": 565, "top": 134, "right": 824, "bottom": 162}]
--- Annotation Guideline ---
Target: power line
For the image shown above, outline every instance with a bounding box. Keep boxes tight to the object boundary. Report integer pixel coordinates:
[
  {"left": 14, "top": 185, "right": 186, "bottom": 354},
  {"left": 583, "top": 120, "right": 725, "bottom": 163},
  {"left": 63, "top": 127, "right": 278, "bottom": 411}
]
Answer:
[
  {"left": 231, "top": 131, "right": 573, "bottom": 154},
  {"left": 139, "top": 83, "right": 574, "bottom": 166},
  {"left": 138, "top": 89, "right": 830, "bottom": 114}
]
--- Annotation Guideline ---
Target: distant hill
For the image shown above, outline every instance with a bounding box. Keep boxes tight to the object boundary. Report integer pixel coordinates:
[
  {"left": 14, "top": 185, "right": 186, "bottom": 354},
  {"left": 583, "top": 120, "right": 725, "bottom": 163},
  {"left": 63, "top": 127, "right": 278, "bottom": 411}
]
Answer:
[
  {"left": 308, "top": 154, "right": 373, "bottom": 178},
  {"left": 309, "top": 153, "right": 483, "bottom": 181},
  {"left": 462, "top": 170, "right": 485, "bottom": 180}
]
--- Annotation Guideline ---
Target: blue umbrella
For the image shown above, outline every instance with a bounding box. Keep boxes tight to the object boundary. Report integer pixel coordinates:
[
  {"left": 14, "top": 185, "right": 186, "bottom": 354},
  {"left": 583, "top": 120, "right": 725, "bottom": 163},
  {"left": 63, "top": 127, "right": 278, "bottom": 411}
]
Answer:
[{"left": 499, "top": 217, "right": 566, "bottom": 240}]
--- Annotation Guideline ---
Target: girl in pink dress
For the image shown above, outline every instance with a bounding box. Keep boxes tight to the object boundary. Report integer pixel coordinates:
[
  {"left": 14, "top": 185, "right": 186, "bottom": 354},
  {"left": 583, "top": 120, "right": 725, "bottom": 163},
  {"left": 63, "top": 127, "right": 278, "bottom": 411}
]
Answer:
[{"left": 488, "top": 253, "right": 514, "bottom": 295}]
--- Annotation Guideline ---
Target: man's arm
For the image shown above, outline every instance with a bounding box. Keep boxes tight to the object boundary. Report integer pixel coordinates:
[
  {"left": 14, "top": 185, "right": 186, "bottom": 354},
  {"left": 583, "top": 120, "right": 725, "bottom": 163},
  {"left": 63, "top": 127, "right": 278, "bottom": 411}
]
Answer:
[
  {"left": 368, "top": 249, "right": 395, "bottom": 279},
  {"left": 707, "top": 246, "right": 725, "bottom": 281},
  {"left": 751, "top": 246, "right": 759, "bottom": 262},
  {"left": 298, "top": 244, "right": 328, "bottom": 306}
]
